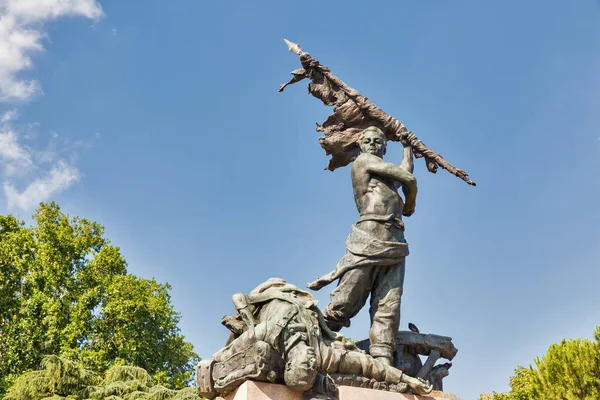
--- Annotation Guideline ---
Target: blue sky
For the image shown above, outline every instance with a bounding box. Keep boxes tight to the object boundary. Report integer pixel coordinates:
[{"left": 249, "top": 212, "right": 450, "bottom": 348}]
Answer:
[{"left": 1, "top": 1, "right": 599, "bottom": 398}]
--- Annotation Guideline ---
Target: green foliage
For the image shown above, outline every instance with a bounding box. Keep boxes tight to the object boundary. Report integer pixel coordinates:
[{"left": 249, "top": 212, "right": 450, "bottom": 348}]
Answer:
[
  {"left": 5, "top": 356, "right": 100, "bottom": 400},
  {"left": 5, "top": 356, "right": 202, "bottom": 400},
  {"left": 532, "top": 334, "right": 600, "bottom": 400},
  {"left": 479, "top": 326, "right": 600, "bottom": 400},
  {"left": 104, "top": 368, "right": 152, "bottom": 388},
  {"left": 479, "top": 366, "right": 535, "bottom": 400},
  {"left": 0, "top": 203, "right": 199, "bottom": 395}
]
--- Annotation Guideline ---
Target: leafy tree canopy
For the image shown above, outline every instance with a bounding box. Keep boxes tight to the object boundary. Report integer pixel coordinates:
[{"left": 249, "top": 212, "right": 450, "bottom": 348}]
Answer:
[
  {"left": 5, "top": 355, "right": 202, "bottom": 400},
  {"left": 480, "top": 326, "right": 600, "bottom": 400},
  {"left": 0, "top": 203, "right": 199, "bottom": 395}
]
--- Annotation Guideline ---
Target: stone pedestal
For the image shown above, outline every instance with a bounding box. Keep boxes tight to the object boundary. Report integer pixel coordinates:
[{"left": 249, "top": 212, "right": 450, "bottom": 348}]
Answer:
[
  {"left": 216, "top": 381, "right": 461, "bottom": 400},
  {"left": 216, "top": 381, "right": 301, "bottom": 400}
]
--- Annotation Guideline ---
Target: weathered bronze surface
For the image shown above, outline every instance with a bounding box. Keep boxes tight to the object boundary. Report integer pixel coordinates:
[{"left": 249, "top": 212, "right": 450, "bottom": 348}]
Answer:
[
  {"left": 197, "top": 42, "right": 464, "bottom": 399},
  {"left": 309, "top": 127, "right": 416, "bottom": 368},
  {"left": 197, "top": 279, "right": 434, "bottom": 399},
  {"left": 356, "top": 330, "right": 458, "bottom": 391},
  {"left": 278, "top": 39, "right": 475, "bottom": 186}
]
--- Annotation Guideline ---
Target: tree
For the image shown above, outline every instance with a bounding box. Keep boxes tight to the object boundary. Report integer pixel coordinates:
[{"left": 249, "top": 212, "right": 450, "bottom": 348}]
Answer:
[
  {"left": 0, "top": 203, "right": 199, "bottom": 395},
  {"left": 480, "top": 326, "right": 600, "bottom": 400},
  {"left": 480, "top": 366, "right": 536, "bottom": 400},
  {"left": 5, "top": 355, "right": 202, "bottom": 400}
]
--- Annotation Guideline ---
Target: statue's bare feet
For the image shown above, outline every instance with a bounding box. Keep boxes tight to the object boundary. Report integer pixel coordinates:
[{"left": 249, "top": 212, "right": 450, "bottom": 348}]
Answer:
[{"left": 405, "top": 376, "right": 433, "bottom": 395}]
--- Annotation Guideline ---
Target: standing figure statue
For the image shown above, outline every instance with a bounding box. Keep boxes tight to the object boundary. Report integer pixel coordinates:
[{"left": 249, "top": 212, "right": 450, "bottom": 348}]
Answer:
[{"left": 308, "top": 126, "right": 417, "bottom": 366}]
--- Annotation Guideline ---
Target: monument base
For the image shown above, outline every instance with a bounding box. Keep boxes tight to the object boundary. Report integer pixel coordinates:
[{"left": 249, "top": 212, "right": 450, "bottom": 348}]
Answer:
[{"left": 216, "top": 381, "right": 461, "bottom": 400}]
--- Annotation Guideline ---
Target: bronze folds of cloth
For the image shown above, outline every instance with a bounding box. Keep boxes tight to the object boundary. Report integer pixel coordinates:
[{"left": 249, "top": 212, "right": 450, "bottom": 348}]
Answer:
[{"left": 278, "top": 39, "right": 476, "bottom": 186}]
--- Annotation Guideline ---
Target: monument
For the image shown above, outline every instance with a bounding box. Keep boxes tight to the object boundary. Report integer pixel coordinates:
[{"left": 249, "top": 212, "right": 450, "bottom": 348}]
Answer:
[{"left": 197, "top": 40, "right": 473, "bottom": 399}]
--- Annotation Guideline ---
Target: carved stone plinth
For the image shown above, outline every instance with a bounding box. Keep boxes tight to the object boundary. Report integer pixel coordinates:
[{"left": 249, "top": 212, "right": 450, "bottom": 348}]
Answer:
[{"left": 216, "top": 381, "right": 462, "bottom": 400}]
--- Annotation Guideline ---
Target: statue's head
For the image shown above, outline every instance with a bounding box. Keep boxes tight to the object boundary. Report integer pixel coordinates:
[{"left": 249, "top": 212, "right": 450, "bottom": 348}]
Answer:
[
  {"left": 358, "top": 126, "right": 386, "bottom": 158},
  {"left": 284, "top": 342, "right": 318, "bottom": 392}
]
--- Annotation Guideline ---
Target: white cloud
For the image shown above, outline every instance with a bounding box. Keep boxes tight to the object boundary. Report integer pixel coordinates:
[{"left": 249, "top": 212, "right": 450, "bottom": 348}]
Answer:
[
  {"left": 0, "top": 127, "right": 33, "bottom": 176},
  {"left": 1, "top": 108, "right": 17, "bottom": 122},
  {"left": 0, "top": 0, "right": 103, "bottom": 101},
  {"left": 0, "top": 112, "right": 83, "bottom": 211},
  {"left": 4, "top": 159, "right": 80, "bottom": 210}
]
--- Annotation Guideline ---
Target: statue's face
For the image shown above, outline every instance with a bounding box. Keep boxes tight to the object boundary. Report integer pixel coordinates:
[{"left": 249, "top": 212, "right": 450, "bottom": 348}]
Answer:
[
  {"left": 359, "top": 130, "right": 386, "bottom": 157},
  {"left": 284, "top": 344, "right": 317, "bottom": 392}
]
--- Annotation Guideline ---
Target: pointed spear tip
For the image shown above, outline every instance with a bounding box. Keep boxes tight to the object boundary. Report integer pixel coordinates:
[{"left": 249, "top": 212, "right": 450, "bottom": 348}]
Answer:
[{"left": 283, "top": 38, "right": 302, "bottom": 55}]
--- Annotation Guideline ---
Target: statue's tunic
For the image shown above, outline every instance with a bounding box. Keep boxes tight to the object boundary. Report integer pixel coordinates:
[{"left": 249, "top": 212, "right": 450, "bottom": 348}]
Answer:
[{"left": 308, "top": 222, "right": 408, "bottom": 290}]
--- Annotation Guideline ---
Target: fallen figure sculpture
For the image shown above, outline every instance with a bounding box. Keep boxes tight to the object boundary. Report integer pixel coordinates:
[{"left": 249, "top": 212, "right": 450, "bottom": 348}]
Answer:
[{"left": 197, "top": 278, "right": 433, "bottom": 398}]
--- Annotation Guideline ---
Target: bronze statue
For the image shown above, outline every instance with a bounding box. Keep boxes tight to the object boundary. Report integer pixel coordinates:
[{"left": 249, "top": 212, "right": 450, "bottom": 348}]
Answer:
[
  {"left": 196, "top": 40, "right": 468, "bottom": 398},
  {"left": 197, "top": 278, "right": 433, "bottom": 399},
  {"left": 309, "top": 126, "right": 417, "bottom": 366},
  {"left": 276, "top": 40, "right": 469, "bottom": 391}
]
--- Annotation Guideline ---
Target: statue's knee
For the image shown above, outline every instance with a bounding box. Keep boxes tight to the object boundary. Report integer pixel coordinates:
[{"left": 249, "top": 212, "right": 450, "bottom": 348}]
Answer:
[
  {"left": 323, "top": 305, "right": 352, "bottom": 331},
  {"left": 377, "top": 289, "right": 401, "bottom": 312}
]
